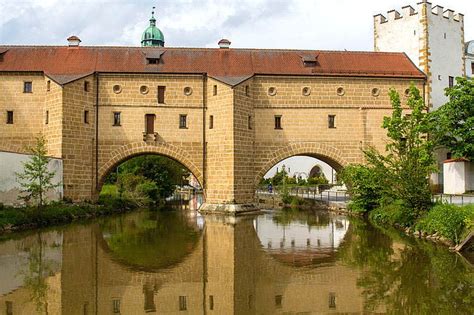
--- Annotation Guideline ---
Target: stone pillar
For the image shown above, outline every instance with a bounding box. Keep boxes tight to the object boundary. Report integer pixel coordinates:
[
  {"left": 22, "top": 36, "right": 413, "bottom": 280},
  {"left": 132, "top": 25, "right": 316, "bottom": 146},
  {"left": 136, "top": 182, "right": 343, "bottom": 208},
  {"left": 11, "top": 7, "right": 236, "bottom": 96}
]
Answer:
[{"left": 200, "top": 79, "right": 258, "bottom": 214}]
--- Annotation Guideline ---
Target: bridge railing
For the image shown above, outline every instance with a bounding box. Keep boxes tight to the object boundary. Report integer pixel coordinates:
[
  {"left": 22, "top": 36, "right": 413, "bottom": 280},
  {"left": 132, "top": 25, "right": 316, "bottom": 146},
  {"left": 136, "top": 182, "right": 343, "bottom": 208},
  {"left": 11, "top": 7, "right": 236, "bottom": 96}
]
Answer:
[
  {"left": 256, "top": 184, "right": 350, "bottom": 203},
  {"left": 432, "top": 194, "right": 474, "bottom": 206}
]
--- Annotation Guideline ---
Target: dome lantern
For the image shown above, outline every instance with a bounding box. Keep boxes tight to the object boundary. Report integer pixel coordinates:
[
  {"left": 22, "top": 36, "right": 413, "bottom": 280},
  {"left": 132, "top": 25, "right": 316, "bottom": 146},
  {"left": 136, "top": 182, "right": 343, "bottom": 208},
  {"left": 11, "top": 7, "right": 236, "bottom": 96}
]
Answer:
[{"left": 141, "top": 7, "right": 164, "bottom": 47}]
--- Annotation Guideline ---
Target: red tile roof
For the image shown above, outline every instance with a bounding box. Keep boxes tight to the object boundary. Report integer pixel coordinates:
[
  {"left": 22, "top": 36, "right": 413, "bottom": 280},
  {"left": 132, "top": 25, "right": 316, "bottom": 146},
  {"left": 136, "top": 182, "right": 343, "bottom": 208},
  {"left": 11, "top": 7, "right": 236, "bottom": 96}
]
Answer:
[{"left": 0, "top": 46, "right": 425, "bottom": 82}]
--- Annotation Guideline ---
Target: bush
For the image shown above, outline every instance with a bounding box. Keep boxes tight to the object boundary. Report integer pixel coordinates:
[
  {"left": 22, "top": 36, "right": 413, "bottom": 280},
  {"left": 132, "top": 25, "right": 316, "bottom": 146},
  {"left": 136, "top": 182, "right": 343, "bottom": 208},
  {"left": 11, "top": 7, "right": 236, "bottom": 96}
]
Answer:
[
  {"left": 416, "top": 204, "right": 474, "bottom": 243},
  {"left": 307, "top": 176, "right": 329, "bottom": 186},
  {"left": 340, "top": 165, "right": 382, "bottom": 213},
  {"left": 370, "top": 200, "right": 416, "bottom": 227}
]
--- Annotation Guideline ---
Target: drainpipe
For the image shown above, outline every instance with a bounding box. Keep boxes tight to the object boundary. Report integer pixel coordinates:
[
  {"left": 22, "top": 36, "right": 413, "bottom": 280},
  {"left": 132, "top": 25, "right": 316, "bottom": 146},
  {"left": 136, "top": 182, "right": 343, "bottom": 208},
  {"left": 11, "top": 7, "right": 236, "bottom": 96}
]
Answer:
[
  {"left": 202, "top": 74, "right": 207, "bottom": 195},
  {"left": 95, "top": 72, "right": 100, "bottom": 190}
]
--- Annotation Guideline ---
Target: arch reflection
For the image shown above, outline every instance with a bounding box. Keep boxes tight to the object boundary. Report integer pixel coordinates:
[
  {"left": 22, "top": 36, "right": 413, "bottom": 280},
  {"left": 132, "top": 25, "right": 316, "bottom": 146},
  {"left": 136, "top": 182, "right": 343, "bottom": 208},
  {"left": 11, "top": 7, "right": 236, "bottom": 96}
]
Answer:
[{"left": 0, "top": 205, "right": 473, "bottom": 314}]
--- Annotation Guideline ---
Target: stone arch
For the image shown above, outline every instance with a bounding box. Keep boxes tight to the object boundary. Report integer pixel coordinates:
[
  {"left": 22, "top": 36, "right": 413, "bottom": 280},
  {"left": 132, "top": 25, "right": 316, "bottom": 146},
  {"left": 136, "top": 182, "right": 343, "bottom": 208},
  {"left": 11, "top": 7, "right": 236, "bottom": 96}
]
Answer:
[
  {"left": 254, "top": 142, "right": 349, "bottom": 187},
  {"left": 98, "top": 142, "right": 203, "bottom": 191},
  {"left": 309, "top": 165, "right": 323, "bottom": 178}
]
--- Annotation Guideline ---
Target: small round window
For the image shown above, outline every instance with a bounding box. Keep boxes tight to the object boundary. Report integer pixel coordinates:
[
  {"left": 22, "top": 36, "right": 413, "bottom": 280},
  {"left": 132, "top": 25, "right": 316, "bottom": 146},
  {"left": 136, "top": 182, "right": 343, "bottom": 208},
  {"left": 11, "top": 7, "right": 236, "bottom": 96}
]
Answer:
[
  {"left": 404, "top": 88, "right": 410, "bottom": 97},
  {"left": 302, "top": 87, "right": 311, "bottom": 96},
  {"left": 113, "top": 85, "right": 122, "bottom": 94},
  {"left": 184, "top": 87, "right": 193, "bottom": 96},
  {"left": 336, "top": 87, "right": 345, "bottom": 96},
  {"left": 268, "top": 87, "right": 277, "bottom": 96},
  {"left": 140, "top": 85, "right": 149, "bottom": 95},
  {"left": 371, "top": 88, "right": 380, "bottom": 97}
]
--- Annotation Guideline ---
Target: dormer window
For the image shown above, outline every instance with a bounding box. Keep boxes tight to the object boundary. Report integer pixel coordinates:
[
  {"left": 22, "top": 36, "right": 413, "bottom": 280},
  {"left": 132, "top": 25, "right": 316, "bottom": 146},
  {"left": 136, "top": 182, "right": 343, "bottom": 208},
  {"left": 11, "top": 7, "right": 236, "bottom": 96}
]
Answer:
[
  {"left": 301, "top": 54, "right": 319, "bottom": 67},
  {"left": 144, "top": 50, "right": 165, "bottom": 65},
  {"left": 0, "top": 48, "right": 9, "bottom": 62}
]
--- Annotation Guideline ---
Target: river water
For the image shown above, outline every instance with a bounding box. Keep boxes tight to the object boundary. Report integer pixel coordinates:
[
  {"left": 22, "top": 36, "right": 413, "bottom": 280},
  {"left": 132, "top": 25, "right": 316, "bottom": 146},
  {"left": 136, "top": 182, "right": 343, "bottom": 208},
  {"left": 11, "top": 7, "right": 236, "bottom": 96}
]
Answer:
[{"left": 0, "top": 198, "right": 473, "bottom": 314}]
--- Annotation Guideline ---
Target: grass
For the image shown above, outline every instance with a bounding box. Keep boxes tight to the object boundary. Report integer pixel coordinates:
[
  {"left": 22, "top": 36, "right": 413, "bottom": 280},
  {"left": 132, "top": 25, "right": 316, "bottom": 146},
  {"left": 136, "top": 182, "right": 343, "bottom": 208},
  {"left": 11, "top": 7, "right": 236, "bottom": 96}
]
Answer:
[
  {"left": 416, "top": 203, "right": 474, "bottom": 244},
  {"left": 369, "top": 201, "right": 474, "bottom": 244}
]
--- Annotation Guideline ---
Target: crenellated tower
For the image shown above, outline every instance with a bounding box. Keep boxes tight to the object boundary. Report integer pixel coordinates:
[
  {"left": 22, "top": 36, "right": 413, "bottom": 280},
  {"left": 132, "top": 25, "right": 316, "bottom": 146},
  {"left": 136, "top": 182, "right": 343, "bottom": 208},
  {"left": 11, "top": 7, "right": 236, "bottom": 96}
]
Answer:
[{"left": 374, "top": 1, "right": 465, "bottom": 109}]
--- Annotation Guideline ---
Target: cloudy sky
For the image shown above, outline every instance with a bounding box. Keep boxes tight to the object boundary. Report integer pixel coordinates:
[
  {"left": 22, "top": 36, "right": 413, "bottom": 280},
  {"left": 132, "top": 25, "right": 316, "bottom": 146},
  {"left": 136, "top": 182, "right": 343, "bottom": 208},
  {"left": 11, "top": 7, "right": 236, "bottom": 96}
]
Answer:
[{"left": 0, "top": 0, "right": 472, "bottom": 49}]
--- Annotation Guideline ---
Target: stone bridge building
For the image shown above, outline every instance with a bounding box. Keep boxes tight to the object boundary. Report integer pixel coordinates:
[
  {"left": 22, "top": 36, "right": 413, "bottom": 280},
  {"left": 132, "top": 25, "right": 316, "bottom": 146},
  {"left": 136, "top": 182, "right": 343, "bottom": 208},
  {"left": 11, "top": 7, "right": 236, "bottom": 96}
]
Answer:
[{"left": 0, "top": 42, "right": 425, "bottom": 212}]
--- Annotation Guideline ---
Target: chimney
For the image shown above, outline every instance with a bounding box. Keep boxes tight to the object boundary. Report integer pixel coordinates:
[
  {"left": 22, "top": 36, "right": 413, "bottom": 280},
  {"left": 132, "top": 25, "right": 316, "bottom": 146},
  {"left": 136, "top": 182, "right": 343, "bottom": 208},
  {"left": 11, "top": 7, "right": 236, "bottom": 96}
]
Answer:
[
  {"left": 67, "top": 36, "right": 81, "bottom": 47},
  {"left": 218, "top": 39, "right": 231, "bottom": 49}
]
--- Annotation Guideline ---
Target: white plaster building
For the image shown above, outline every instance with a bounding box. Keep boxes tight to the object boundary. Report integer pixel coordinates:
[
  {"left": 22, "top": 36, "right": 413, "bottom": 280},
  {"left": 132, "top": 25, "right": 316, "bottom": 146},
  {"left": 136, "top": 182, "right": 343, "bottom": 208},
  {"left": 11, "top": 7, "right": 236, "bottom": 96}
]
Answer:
[
  {"left": 0, "top": 151, "right": 63, "bottom": 206},
  {"left": 374, "top": 1, "right": 465, "bottom": 110},
  {"left": 466, "top": 40, "right": 474, "bottom": 78}
]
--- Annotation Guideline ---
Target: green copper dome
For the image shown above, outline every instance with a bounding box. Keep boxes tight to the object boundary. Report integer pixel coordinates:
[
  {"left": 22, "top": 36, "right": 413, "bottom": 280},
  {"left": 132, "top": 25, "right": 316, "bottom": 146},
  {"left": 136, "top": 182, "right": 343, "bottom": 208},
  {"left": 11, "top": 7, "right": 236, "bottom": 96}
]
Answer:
[{"left": 141, "top": 9, "right": 164, "bottom": 47}]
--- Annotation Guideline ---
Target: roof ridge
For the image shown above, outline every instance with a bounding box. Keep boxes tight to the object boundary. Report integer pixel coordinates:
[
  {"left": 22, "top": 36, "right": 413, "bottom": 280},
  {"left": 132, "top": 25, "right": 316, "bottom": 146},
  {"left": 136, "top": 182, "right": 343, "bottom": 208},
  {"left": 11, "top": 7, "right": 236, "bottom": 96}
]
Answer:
[{"left": 0, "top": 45, "right": 406, "bottom": 55}]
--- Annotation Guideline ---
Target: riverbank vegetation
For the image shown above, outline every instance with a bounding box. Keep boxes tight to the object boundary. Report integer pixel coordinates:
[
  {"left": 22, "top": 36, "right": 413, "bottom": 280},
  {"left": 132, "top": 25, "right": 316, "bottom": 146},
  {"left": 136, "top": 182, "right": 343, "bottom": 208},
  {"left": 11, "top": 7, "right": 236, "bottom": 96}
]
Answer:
[
  {"left": 341, "top": 81, "right": 474, "bottom": 245},
  {"left": 0, "top": 197, "right": 137, "bottom": 233},
  {"left": 1, "top": 137, "right": 192, "bottom": 234}
]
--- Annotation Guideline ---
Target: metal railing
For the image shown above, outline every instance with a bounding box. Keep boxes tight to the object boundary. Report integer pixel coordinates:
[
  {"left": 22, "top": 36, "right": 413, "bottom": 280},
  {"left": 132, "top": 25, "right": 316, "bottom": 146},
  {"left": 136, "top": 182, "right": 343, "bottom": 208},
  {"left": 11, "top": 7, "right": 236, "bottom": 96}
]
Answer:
[
  {"left": 256, "top": 185, "right": 350, "bottom": 203},
  {"left": 433, "top": 194, "right": 474, "bottom": 206}
]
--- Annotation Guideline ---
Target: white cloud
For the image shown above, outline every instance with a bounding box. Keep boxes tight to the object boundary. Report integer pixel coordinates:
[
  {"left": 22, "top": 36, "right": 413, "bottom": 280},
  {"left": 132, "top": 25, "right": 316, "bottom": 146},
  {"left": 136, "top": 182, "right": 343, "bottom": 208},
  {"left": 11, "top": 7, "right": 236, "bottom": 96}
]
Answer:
[{"left": 0, "top": 0, "right": 472, "bottom": 49}]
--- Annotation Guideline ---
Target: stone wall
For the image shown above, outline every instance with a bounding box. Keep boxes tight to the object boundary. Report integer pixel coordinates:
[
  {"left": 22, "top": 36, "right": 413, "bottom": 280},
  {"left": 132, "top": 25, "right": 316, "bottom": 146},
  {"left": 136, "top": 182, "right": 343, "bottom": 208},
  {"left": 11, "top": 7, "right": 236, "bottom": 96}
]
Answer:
[
  {"left": 0, "top": 72, "right": 45, "bottom": 153},
  {"left": 96, "top": 74, "right": 204, "bottom": 197}
]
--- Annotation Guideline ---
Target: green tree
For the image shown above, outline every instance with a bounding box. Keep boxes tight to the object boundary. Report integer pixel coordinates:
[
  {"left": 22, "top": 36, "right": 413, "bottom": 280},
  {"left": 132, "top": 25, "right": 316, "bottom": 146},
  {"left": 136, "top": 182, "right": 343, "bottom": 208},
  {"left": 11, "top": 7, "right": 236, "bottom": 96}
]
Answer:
[
  {"left": 118, "top": 155, "right": 190, "bottom": 199},
  {"left": 429, "top": 77, "right": 474, "bottom": 160},
  {"left": 270, "top": 165, "right": 289, "bottom": 186},
  {"left": 16, "top": 134, "right": 59, "bottom": 209},
  {"left": 340, "top": 164, "right": 382, "bottom": 213},
  {"left": 365, "top": 85, "right": 435, "bottom": 213},
  {"left": 342, "top": 85, "right": 435, "bottom": 214}
]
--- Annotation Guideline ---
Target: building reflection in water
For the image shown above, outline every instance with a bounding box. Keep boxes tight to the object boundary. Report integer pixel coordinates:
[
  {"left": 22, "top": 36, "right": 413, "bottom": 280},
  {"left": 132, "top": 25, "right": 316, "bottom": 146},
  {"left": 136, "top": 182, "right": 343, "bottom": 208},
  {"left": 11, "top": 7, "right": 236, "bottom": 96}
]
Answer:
[
  {"left": 1, "top": 196, "right": 473, "bottom": 314},
  {"left": 0, "top": 199, "right": 362, "bottom": 314}
]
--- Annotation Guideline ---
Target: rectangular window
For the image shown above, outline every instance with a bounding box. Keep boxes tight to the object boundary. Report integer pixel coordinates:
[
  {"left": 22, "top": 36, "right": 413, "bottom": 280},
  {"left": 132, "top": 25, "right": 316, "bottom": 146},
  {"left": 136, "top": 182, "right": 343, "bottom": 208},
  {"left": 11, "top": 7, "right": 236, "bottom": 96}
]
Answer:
[
  {"left": 179, "top": 114, "right": 187, "bottom": 129},
  {"left": 6, "top": 111, "right": 13, "bottom": 124},
  {"left": 112, "top": 299, "right": 121, "bottom": 314},
  {"left": 209, "top": 295, "right": 214, "bottom": 310},
  {"left": 471, "top": 62, "right": 474, "bottom": 75},
  {"left": 213, "top": 85, "right": 217, "bottom": 96},
  {"left": 83, "top": 302, "right": 89, "bottom": 315},
  {"left": 6, "top": 301, "right": 13, "bottom": 315},
  {"left": 84, "top": 81, "right": 90, "bottom": 92},
  {"left": 179, "top": 296, "right": 187, "bottom": 311},
  {"left": 275, "top": 295, "right": 283, "bottom": 308},
  {"left": 329, "top": 292, "right": 336, "bottom": 309},
  {"left": 158, "top": 86, "right": 166, "bottom": 104},
  {"left": 145, "top": 114, "right": 155, "bottom": 134},
  {"left": 328, "top": 115, "right": 336, "bottom": 128},
  {"left": 248, "top": 115, "right": 252, "bottom": 130},
  {"left": 147, "top": 58, "right": 158, "bottom": 64},
  {"left": 113, "top": 112, "right": 121, "bottom": 126},
  {"left": 47, "top": 80, "right": 51, "bottom": 92},
  {"left": 23, "top": 81, "right": 32, "bottom": 93},
  {"left": 245, "top": 85, "right": 250, "bottom": 96},
  {"left": 45, "top": 110, "right": 49, "bottom": 125},
  {"left": 209, "top": 115, "right": 214, "bottom": 129},
  {"left": 274, "top": 115, "right": 282, "bottom": 129},
  {"left": 448, "top": 76, "right": 454, "bottom": 88},
  {"left": 84, "top": 110, "right": 89, "bottom": 124}
]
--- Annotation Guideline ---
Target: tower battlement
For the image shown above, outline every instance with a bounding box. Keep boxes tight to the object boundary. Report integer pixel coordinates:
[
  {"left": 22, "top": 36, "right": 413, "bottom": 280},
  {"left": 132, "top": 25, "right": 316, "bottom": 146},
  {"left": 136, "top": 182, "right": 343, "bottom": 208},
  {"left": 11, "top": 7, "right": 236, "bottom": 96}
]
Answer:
[{"left": 374, "top": 2, "right": 463, "bottom": 24}]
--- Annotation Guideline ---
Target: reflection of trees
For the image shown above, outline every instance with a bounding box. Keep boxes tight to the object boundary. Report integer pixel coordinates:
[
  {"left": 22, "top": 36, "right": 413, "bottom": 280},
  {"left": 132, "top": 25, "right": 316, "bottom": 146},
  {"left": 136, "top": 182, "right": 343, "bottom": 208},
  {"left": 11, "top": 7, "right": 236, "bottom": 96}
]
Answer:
[
  {"left": 100, "top": 211, "right": 201, "bottom": 270},
  {"left": 20, "top": 232, "right": 54, "bottom": 314},
  {"left": 272, "top": 209, "right": 331, "bottom": 227},
  {"left": 338, "top": 219, "right": 474, "bottom": 313}
]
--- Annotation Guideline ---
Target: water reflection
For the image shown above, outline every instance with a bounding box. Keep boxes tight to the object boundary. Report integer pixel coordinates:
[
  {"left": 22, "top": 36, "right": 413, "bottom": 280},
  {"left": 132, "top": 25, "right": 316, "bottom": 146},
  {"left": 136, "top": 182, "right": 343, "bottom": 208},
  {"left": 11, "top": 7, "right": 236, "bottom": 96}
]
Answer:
[{"left": 0, "top": 201, "right": 473, "bottom": 314}]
